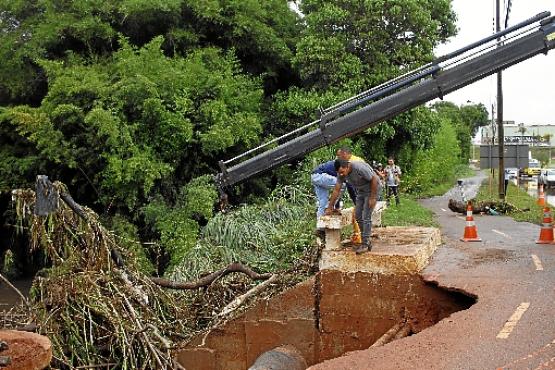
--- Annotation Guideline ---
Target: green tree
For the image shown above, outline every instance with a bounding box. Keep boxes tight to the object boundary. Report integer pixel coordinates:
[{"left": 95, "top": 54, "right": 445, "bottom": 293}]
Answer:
[
  {"left": 1, "top": 37, "right": 264, "bottom": 272},
  {"left": 402, "top": 117, "right": 461, "bottom": 194},
  {"left": 0, "top": 0, "right": 300, "bottom": 104},
  {"left": 296, "top": 0, "right": 457, "bottom": 91},
  {"left": 431, "top": 101, "right": 489, "bottom": 161},
  {"left": 270, "top": 0, "right": 457, "bottom": 168}
]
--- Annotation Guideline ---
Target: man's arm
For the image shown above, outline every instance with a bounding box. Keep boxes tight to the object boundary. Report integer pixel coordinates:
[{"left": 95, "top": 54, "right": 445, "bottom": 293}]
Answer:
[
  {"left": 325, "top": 181, "right": 343, "bottom": 215},
  {"left": 368, "top": 175, "right": 379, "bottom": 209},
  {"left": 346, "top": 184, "right": 357, "bottom": 204}
]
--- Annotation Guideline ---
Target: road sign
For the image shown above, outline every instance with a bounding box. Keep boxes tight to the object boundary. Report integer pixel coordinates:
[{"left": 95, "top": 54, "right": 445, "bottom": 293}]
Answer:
[{"left": 479, "top": 144, "right": 529, "bottom": 169}]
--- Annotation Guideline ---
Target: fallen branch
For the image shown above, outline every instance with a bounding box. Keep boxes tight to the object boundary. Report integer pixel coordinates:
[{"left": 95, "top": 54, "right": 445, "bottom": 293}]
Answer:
[
  {"left": 151, "top": 262, "right": 272, "bottom": 289},
  {"left": 393, "top": 323, "right": 412, "bottom": 340},
  {"left": 75, "top": 364, "right": 117, "bottom": 369},
  {"left": 448, "top": 199, "right": 521, "bottom": 214},
  {"left": 371, "top": 321, "right": 405, "bottom": 347},
  {"left": 217, "top": 274, "right": 279, "bottom": 318},
  {"left": 122, "top": 295, "right": 166, "bottom": 369},
  {"left": 0, "top": 273, "right": 30, "bottom": 309}
]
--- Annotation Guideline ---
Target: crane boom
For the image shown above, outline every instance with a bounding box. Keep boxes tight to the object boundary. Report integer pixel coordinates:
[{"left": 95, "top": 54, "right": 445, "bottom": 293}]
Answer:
[{"left": 216, "top": 12, "right": 555, "bottom": 192}]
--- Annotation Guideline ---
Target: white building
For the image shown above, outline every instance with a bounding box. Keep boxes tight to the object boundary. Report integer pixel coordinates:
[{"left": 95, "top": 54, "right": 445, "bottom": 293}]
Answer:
[{"left": 481, "top": 121, "right": 555, "bottom": 146}]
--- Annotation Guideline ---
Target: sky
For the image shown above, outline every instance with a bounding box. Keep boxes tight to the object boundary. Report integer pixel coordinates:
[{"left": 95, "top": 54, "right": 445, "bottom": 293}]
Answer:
[{"left": 433, "top": 0, "right": 555, "bottom": 125}]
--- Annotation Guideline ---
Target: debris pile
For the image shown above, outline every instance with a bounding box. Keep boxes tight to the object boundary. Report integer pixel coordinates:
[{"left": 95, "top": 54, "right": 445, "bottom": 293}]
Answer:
[
  {"left": 5, "top": 178, "right": 308, "bottom": 369},
  {"left": 448, "top": 199, "right": 522, "bottom": 214}
]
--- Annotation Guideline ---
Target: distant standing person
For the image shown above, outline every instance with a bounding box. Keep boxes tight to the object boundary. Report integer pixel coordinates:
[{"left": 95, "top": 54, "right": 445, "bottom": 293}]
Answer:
[
  {"left": 384, "top": 157, "right": 401, "bottom": 206},
  {"left": 504, "top": 169, "right": 511, "bottom": 195},
  {"left": 375, "top": 163, "right": 386, "bottom": 201},
  {"left": 325, "top": 159, "right": 380, "bottom": 254}
]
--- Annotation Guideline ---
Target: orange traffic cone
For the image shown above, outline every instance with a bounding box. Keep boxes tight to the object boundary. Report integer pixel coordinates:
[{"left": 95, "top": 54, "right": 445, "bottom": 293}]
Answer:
[
  {"left": 351, "top": 209, "right": 362, "bottom": 244},
  {"left": 536, "top": 206, "right": 554, "bottom": 244},
  {"left": 537, "top": 184, "right": 546, "bottom": 206},
  {"left": 461, "top": 201, "right": 482, "bottom": 242}
]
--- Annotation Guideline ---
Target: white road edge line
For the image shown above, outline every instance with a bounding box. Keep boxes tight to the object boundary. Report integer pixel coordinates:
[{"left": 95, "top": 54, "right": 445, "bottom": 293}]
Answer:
[
  {"left": 531, "top": 254, "right": 544, "bottom": 271},
  {"left": 496, "top": 302, "right": 530, "bottom": 339},
  {"left": 456, "top": 216, "right": 465, "bottom": 221},
  {"left": 441, "top": 208, "right": 447, "bottom": 212},
  {"left": 492, "top": 229, "right": 512, "bottom": 239}
]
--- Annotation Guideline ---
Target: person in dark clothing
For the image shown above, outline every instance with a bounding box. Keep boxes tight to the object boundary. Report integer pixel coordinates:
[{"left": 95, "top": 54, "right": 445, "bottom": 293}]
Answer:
[
  {"left": 325, "top": 159, "right": 380, "bottom": 254},
  {"left": 311, "top": 160, "right": 356, "bottom": 221}
]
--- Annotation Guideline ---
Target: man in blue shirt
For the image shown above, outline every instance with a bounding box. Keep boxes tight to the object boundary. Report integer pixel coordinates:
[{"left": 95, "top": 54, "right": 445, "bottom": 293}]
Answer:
[{"left": 311, "top": 160, "right": 356, "bottom": 222}]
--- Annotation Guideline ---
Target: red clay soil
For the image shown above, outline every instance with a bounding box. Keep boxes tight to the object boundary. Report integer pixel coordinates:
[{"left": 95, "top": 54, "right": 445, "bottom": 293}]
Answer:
[
  {"left": 309, "top": 186, "right": 555, "bottom": 369},
  {"left": 175, "top": 271, "right": 471, "bottom": 369},
  {"left": 0, "top": 330, "right": 52, "bottom": 370}
]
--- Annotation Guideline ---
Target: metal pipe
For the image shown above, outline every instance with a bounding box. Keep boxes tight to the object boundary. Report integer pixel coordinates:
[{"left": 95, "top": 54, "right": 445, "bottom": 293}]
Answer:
[
  {"left": 221, "top": 11, "right": 550, "bottom": 168},
  {"left": 325, "top": 65, "right": 440, "bottom": 117},
  {"left": 224, "top": 118, "right": 320, "bottom": 164},
  {"left": 326, "top": 11, "right": 549, "bottom": 112},
  {"left": 324, "top": 64, "right": 434, "bottom": 113},
  {"left": 435, "top": 11, "right": 550, "bottom": 64}
]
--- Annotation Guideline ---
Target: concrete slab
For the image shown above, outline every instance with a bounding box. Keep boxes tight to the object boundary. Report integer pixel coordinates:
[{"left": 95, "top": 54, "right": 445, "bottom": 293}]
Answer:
[
  {"left": 309, "top": 172, "right": 555, "bottom": 370},
  {"left": 319, "top": 227, "right": 442, "bottom": 274}
]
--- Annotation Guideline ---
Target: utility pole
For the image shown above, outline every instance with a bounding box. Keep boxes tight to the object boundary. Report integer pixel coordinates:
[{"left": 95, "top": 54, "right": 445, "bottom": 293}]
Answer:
[{"left": 497, "top": 0, "right": 505, "bottom": 200}]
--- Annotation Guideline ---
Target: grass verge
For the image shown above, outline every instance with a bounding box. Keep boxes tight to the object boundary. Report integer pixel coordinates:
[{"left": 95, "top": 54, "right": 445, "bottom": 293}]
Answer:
[
  {"left": 475, "top": 174, "right": 543, "bottom": 224},
  {"left": 382, "top": 164, "right": 474, "bottom": 227},
  {"left": 382, "top": 198, "right": 438, "bottom": 227}
]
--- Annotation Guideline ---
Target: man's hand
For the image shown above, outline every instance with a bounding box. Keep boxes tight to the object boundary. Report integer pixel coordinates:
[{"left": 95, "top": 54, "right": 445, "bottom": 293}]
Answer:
[{"left": 368, "top": 197, "right": 377, "bottom": 209}]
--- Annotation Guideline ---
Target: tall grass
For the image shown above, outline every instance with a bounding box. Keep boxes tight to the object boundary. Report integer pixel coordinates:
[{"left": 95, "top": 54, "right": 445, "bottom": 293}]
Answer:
[{"left": 167, "top": 185, "right": 316, "bottom": 280}]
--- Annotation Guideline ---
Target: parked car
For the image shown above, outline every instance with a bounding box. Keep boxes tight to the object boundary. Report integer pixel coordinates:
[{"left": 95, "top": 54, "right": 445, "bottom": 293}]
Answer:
[{"left": 545, "top": 169, "right": 555, "bottom": 187}]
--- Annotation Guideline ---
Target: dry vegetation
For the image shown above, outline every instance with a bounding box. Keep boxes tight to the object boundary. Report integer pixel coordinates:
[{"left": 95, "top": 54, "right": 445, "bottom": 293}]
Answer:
[{"left": 4, "top": 183, "right": 317, "bottom": 369}]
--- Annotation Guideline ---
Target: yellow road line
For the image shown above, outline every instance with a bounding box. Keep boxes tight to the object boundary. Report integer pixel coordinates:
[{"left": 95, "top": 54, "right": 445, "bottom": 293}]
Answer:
[
  {"left": 496, "top": 302, "right": 530, "bottom": 339},
  {"left": 531, "top": 254, "right": 544, "bottom": 271}
]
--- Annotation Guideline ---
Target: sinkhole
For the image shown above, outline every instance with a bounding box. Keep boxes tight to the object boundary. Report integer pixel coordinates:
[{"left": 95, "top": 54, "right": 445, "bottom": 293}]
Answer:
[{"left": 175, "top": 270, "right": 475, "bottom": 370}]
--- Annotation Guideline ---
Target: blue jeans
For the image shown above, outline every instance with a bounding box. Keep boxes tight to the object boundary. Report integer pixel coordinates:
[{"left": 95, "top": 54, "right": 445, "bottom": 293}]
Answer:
[
  {"left": 355, "top": 193, "right": 374, "bottom": 245},
  {"left": 311, "top": 173, "right": 344, "bottom": 220}
]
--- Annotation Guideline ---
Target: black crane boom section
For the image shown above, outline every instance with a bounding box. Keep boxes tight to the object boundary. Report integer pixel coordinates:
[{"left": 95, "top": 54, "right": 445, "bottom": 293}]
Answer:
[{"left": 216, "top": 13, "right": 555, "bottom": 191}]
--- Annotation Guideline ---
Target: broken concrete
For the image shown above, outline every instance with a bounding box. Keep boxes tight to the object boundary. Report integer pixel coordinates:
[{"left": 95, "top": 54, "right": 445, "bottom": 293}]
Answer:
[
  {"left": 316, "top": 203, "right": 387, "bottom": 249},
  {"left": 0, "top": 330, "right": 51, "bottom": 370},
  {"left": 319, "top": 226, "right": 442, "bottom": 274},
  {"left": 175, "top": 270, "right": 472, "bottom": 369},
  {"left": 308, "top": 173, "right": 555, "bottom": 369}
]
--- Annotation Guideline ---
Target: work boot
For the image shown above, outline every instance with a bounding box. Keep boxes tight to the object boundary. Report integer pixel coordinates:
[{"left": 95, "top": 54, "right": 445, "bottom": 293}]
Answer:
[{"left": 355, "top": 242, "right": 371, "bottom": 254}]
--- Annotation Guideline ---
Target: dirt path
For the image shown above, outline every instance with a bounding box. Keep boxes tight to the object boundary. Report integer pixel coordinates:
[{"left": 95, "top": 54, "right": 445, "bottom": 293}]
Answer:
[{"left": 309, "top": 172, "right": 555, "bottom": 370}]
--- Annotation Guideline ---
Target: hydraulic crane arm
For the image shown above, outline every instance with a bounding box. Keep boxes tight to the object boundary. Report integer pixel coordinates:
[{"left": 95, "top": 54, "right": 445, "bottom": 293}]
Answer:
[{"left": 216, "top": 12, "right": 555, "bottom": 192}]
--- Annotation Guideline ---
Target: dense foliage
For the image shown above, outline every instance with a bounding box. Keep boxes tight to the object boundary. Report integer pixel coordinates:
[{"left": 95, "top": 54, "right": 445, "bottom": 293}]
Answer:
[
  {"left": 431, "top": 101, "right": 489, "bottom": 160},
  {"left": 0, "top": 0, "right": 490, "bottom": 276}
]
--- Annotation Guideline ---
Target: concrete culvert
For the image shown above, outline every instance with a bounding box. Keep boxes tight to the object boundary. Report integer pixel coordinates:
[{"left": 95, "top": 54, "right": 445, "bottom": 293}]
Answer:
[
  {"left": 249, "top": 345, "right": 307, "bottom": 370},
  {"left": 175, "top": 271, "right": 475, "bottom": 369}
]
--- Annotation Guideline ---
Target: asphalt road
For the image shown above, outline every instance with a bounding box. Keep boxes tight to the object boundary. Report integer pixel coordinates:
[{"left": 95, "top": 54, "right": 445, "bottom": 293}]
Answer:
[{"left": 310, "top": 172, "right": 555, "bottom": 370}]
